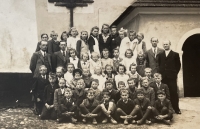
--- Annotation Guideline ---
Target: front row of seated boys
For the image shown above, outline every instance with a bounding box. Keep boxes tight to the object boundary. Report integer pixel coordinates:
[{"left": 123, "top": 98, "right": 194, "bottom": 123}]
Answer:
[{"left": 31, "top": 65, "right": 173, "bottom": 125}]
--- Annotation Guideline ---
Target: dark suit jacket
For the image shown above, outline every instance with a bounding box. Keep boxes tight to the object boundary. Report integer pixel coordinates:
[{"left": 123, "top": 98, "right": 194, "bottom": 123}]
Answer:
[
  {"left": 31, "top": 75, "right": 49, "bottom": 101},
  {"left": 134, "top": 98, "right": 151, "bottom": 112},
  {"left": 110, "top": 33, "right": 121, "bottom": 51},
  {"left": 116, "top": 98, "right": 135, "bottom": 114},
  {"left": 29, "top": 51, "right": 52, "bottom": 78},
  {"left": 43, "top": 84, "right": 59, "bottom": 105},
  {"left": 47, "top": 39, "right": 60, "bottom": 55},
  {"left": 54, "top": 88, "right": 67, "bottom": 111},
  {"left": 154, "top": 99, "right": 173, "bottom": 116},
  {"left": 52, "top": 51, "right": 70, "bottom": 72},
  {"left": 158, "top": 50, "right": 181, "bottom": 79},
  {"left": 149, "top": 82, "right": 170, "bottom": 100},
  {"left": 76, "top": 40, "right": 89, "bottom": 58},
  {"left": 98, "top": 34, "right": 112, "bottom": 53},
  {"left": 141, "top": 87, "right": 155, "bottom": 106},
  {"left": 72, "top": 89, "right": 87, "bottom": 106},
  {"left": 146, "top": 47, "right": 164, "bottom": 75},
  {"left": 59, "top": 97, "right": 77, "bottom": 113}
]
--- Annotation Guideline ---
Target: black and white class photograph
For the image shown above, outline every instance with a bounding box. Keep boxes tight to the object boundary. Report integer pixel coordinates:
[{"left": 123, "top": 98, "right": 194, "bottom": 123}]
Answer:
[{"left": 0, "top": 0, "right": 200, "bottom": 129}]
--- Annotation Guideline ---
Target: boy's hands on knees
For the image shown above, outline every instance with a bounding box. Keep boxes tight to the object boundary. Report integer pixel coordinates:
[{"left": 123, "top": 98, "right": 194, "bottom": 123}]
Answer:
[
  {"left": 135, "top": 105, "right": 140, "bottom": 108},
  {"left": 147, "top": 106, "right": 152, "bottom": 109},
  {"left": 45, "top": 103, "right": 50, "bottom": 109},
  {"left": 30, "top": 90, "right": 32, "bottom": 93},
  {"left": 50, "top": 105, "right": 54, "bottom": 108},
  {"left": 37, "top": 98, "right": 41, "bottom": 102}
]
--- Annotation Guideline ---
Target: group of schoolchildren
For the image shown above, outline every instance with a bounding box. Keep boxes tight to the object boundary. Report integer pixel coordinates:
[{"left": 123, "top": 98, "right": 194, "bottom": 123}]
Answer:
[{"left": 30, "top": 24, "right": 173, "bottom": 126}]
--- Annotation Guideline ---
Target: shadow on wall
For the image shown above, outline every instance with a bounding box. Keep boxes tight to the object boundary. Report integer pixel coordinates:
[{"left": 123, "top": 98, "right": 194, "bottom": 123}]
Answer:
[{"left": 0, "top": 73, "right": 33, "bottom": 108}]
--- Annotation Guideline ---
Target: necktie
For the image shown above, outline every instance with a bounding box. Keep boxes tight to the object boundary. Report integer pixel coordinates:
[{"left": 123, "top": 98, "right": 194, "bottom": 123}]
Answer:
[
  {"left": 44, "top": 52, "right": 46, "bottom": 57},
  {"left": 154, "top": 48, "right": 156, "bottom": 57},
  {"left": 63, "top": 51, "right": 65, "bottom": 57},
  {"left": 157, "top": 83, "right": 160, "bottom": 89},
  {"left": 42, "top": 75, "right": 45, "bottom": 79}
]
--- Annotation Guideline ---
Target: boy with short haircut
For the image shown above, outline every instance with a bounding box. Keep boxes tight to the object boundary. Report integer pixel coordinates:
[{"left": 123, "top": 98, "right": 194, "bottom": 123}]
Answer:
[
  {"left": 40, "top": 73, "right": 59, "bottom": 120},
  {"left": 144, "top": 68, "right": 155, "bottom": 85},
  {"left": 31, "top": 65, "right": 49, "bottom": 115},
  {"left": 128, "top": 63, "right": 141, "bottom": 88},
  {"left": 140, "top": 77, "right": 155, "bottom": 106},
  {"left": 70, "top": 68, "right": 83, "bottom": 89},
  {"left": 95, "top": 92, "right": 117, "bottom": 124},
  {"left": 72, "top": 79, "right": 87, "bottom": 107},
  {"left": 57, "top": 88, "right": 77, "bottom": 123},
  {"left": 102, "top": 80, "right": 118, "bottom": 103},
  {"left": 131, "top": 90, "right": 152, "bottom": 125},
  {"left": 64, "top": 63, "right": 75, "bottom": 87},
  {"left": 90, "top": 79, "right": 102, "bottom": 101},
  {"left": 54, "top": 78, "right": 68, "bottom": 114},
  {"left": 112, "top": 48, "right": 123, "bottom": 72},
  {"left": 150, "top": 73, "right": 170, "bottom": 100},
  {"left": 79, "top": 89, "right": 100, "bottom": 124},
  {"left": 127, "top": 78, "right": 138, "bottom": 100},
  {"left": 56, "top": 66, "right": 65, "bottom": 84},
  {"left": 116, "top": 89, "right": 136, "bottom": 125},
  {"left": 115, "top": 81, "right": 127, "bottom": 103},
  {"left": 152, "top": 90, "right": 173, "bottom": 125}
]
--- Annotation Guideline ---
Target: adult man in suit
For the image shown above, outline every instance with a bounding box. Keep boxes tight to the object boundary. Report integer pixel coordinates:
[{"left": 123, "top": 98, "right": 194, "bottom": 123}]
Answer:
[
  {"left": 47, "top": 31, "right": 60, "bottom": 55},
  {"left": 158, "top": 40, "right": 181, "bottom": 114},
  {"left": 52, "top": 41, "right": 69, "bottom": 72},
  {"left": 146, "top": 37, "right": 164, "bottom": 75},
  {"left": 30, "top": 41, "right": 52, "bottom": 78}
]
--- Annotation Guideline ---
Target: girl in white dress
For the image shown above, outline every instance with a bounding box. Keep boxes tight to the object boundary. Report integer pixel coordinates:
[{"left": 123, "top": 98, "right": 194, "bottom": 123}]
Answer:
[
  {"left": 67, "top": 27, "right": 80, "bottom": 50},
  {"left": 119, "top": 28, "right": 130, "bottom": 58}
]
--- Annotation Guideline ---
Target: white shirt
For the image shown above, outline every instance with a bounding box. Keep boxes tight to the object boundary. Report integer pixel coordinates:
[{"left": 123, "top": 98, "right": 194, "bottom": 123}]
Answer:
[
  {"left": 92, "top": 74, "right": 106, "bottom": 91},
  {"left": 67, "top": 37, "right": 79, "bottom": 49},
  {"left": 69, "top": 56, "right": 79, "bottom": 68},
  {"left": 40, "top": 50, "right": 46, "bottom": 57},
  {"left": 61, "top": 88, "right": 65, "bottom": 94},
  {"left": 152, "top": 47, "right": 157, "bottom": 57},
  {"left": 115, "top": 74, "right": 129, "bottom": 89},
  {"left": 123, "top": 57, "right": 136, "bottom": 72},
  {"left": 80, "top": 60, "right": 90, "bottom": 69},
  {"left": 89, "top": 59, "right": 102, "bottom": 75},
  {"left": 165, "top": 50, "right": 171, "bottom": 57},
  {"left": 119, "top": 37, "right": 130, "bottom": 58},
  {"left": 64, "top": 72, "right": 73, "bottom": 86},
  {"left": 91, "top": 36, "right": 100, "bottom": 55}
]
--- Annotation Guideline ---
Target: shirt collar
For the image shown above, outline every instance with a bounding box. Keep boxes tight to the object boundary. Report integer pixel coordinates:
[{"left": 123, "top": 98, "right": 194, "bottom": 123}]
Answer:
[
  {"left": 113, "top": 57, "right": 120, "bottom": 60},
  {"left": 40, "top": 50, "right": 45, "bottom": 56}
]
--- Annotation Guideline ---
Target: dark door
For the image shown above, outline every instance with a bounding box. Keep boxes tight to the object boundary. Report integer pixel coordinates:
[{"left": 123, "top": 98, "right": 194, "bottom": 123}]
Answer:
[{"left": 182, "top": 34, "right": 200, "bottom": 97}]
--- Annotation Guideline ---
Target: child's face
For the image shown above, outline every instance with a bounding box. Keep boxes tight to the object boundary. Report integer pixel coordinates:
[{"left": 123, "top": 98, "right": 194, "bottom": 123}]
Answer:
[
  {"left": 64, "top": 91, "right": 72, "bottom": 98},
  {"left": 105, "top": 66, "right": 112, "bottom": 74},
  {"left": 71, "top": 29, "right": 77, "bottom": 37},
  {"left": 70, "top": 50, "right": 76, "bottom": 57},
  {"left": 118, "top": 66, "right": 125, "bottom": 74},
  {"left": 91, "top": 81, "right": 99, "bottom": 89},
  {"left": 103, "top": 51, "right": 109, "bottom": 59},
  {"left": 129, "top": 33, "right": 135, "bottom": 41},
  {"left": 87, "top": 93, "right": 94, "bottom": 100},
  {"left": 142, "top": 79, "right": 149, "bottom": 88},
  {"left": 111, "top": 28, "right": 117, "bottom": 36},
  {"left": 76, "top": 81, "right": 84, "bottom": 90},
  {"left": 62, "top": 33, "right": 68, "bottom": 41},
  {"left": 119, "top": 32, "right": 125, "bottom": 39},
  {"left": 92, "top": 29, "right": 98, "bottom": 37},
  {"left": 92, "top": 55, "right": 99, "bottom": 62},
  {"left": 95, "top": 68, "right": 101, "bottom": 75},
  {"left": 103, "top": 94, "right": 110, "bottom": 102},
  {"left": 118, "top": 84, "right": 126, "bottom": 90},
  {"left": 56, "top": 69, "right": 63, "bottom": 77},
  {"left": 138, "top": 54, "right": 144, "bottom": 60},
  {"left": 113, "top": 50, "right": 119, "bottom": 58},
  {"left": 137, "top": 94, "right": 144, "bottom": 100},
  {"left": 145, "top": 70, "right": 152, "bottom": 77},
  {"left": 126, "top": 50, "right": 132, "bottom": 58},
  {"left": 49, "top": 77, "right": 56, "bottom": 84},
  {"left": 128, "top": 80, "right": 136, "bottom": 89},
  {"left": 59, "top": 80, "right": 66, "bottom": 88},
  {"left": 39, "top": 68, "right": 47, "bottom": 75},
  {"left": 67, "top": 65, "right": 74, "bottom": 73},
  {"left": 130, "top": 66, "right": 136, "bottom": 73},
  {"left": 121, "top": 93, "right": 129, "bottom": 100},
  {"left": 60, "top": 43, "right": 66, "bottom": 51},
  {"left": 102, "top": 25, "right": 109, "bottom": 34},
  {"left": 81, "top": 32, "right": 88, "bottom": 40},
  {"left": 82, "top": 54, "right": 88, "bottom": 61},
  {"left": 155, "top": 76, "right": 162, "bottom": 84},
  {"left": 83, "top": 70, "right": 90, "bottom": 77},
  {"left": 158, "top": 94, "right": 166, "bottom": 101},
  {"left": 106, "top": 83, "right": 113, "bottom": 90},
  {"left": 74, "top": 72, "right": 81, "bottom": 79}
]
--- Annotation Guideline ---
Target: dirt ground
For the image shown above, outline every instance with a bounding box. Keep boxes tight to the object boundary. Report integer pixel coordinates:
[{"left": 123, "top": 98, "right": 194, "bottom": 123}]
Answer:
[{"left": 0, "top": 97, "right": 200, "bottom": 129}]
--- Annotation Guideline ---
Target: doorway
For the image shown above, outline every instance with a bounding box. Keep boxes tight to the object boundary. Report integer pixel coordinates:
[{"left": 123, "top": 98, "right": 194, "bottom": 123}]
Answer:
[{"left": 182, "top": 34, "right": 200, "bottom": 97}]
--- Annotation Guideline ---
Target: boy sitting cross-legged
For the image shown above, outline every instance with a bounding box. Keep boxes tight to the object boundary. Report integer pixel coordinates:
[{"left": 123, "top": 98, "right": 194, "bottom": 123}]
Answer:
[
  {"left": 79, "top": 89, "right": 100, "bottom": 125},
  {"left": 56, "top": 88, "right": 78, "bottom": 123},
  {"left": 115, "top": 89, "right": 137, "bottom": 125},
  {"left": 151, "top": 90, "right": 173, "bottom": 125}
]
